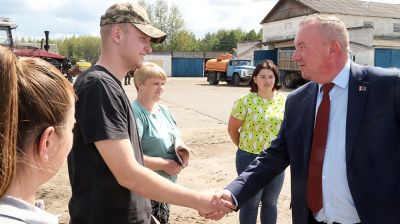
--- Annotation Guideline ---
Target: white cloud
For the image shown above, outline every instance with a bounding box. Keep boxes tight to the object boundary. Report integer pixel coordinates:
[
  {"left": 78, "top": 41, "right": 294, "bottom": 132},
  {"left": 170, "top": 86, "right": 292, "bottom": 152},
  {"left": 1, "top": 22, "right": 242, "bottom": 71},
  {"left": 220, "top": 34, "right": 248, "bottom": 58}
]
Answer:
[
  {"left": 170, "top": 0, "right": 276, "bottom": 37},
  {"left": 24, "top": 0, "right": 65, "bottom": 11}
]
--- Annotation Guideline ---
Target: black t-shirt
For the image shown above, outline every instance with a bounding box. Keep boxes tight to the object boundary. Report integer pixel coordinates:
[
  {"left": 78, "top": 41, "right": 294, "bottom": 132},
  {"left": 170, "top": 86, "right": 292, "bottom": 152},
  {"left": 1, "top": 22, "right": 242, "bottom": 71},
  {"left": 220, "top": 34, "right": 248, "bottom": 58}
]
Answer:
[{"left": 68, "top": 65, "right": 151, "bottom": 224}]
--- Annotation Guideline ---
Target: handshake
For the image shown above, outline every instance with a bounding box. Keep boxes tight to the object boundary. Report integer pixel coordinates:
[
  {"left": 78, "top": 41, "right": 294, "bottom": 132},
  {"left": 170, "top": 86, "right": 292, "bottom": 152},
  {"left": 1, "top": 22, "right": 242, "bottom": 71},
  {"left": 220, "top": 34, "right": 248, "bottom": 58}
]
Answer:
[{"left": 196, "top": 189, "right": 237, "bottom": 221}]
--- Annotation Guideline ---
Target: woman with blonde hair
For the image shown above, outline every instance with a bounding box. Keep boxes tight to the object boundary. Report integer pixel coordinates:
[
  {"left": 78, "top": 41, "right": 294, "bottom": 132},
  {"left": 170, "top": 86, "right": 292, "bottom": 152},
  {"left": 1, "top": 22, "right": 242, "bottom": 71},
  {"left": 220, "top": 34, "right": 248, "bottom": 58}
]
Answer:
[
  {"left": 0, "top": 46, "right": 75, "bottom": 223},
  {"left": 132, "top": 62, "right": 189, "bottom": 224}
]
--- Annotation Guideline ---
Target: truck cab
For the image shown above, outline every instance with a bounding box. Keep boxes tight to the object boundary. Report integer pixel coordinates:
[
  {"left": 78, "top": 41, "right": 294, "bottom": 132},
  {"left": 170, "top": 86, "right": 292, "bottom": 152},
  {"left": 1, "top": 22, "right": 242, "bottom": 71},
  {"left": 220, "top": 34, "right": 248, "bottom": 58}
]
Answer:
[
  {"left": 205, "top": 54, "right": 255, "bottom": 86},
  {"left": 227, "top": 59, "right": 255, "bottom": 86}
]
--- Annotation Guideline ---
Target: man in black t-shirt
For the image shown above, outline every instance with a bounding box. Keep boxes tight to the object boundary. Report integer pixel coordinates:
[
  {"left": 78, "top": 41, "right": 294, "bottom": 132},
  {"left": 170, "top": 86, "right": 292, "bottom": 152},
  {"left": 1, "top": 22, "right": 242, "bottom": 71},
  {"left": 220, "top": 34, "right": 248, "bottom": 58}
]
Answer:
[{"left": 68, "top": 2, "right": 233, "bottom": 224}]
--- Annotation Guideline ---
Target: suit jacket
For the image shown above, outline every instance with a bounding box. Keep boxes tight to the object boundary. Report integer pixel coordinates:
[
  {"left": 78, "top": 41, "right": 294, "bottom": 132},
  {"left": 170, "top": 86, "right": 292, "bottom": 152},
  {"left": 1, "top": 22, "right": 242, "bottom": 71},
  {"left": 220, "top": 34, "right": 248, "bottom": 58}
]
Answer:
[{"left": 226, "top": 63, "right": 400, "bottom": 224}]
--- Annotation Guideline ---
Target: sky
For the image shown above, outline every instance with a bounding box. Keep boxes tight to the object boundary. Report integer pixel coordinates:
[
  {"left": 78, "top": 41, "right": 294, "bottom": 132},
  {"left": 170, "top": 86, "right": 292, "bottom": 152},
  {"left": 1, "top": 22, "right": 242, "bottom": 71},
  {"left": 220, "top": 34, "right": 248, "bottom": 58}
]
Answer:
[{"left": 1, "top": 0, "right": 399, "bottom": 40}]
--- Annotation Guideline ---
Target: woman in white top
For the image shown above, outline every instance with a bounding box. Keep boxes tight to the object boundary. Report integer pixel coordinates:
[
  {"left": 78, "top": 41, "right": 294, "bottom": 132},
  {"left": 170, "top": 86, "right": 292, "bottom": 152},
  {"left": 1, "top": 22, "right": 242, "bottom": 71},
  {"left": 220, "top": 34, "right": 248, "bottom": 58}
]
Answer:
[{"left": 0, "top": 46, "right": 75, "bottom": 224}]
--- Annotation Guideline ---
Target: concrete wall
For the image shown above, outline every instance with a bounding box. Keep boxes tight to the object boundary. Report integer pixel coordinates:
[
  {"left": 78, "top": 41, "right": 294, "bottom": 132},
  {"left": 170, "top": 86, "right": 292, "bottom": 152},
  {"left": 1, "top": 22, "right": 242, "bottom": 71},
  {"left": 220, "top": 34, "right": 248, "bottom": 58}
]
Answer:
[{"left": 144, "top": 52, "right": 172, "bottom": 76}]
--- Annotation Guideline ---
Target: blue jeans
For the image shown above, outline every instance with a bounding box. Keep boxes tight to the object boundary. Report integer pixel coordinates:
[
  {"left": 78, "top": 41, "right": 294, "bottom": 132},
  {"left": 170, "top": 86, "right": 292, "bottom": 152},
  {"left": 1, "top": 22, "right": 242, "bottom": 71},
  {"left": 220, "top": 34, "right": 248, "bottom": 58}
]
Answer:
[{"left": 236, "top": 149, "right": 285, "bottom": 224}]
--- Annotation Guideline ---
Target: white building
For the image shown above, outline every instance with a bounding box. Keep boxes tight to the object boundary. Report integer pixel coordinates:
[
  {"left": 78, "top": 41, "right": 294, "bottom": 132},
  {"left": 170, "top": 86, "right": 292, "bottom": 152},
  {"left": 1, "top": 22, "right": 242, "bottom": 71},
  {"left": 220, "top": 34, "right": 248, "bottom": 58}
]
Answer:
[{"left": 259, "top": 0, "right": 400, "bottom": 67}]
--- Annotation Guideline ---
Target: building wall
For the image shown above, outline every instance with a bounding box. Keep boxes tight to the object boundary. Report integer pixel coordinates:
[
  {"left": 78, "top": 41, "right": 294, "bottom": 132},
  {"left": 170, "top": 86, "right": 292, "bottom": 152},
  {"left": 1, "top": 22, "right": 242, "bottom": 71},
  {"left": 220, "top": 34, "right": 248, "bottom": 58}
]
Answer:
[
  {"left": 338, "top": 14, "right": 400, "bottom": 38},
  {"left": 236, "top": 41, "right": 262, "bottom": 63},
  {"left": 262, "top": 14, "right": 400, "bottom": 43},
  {"left": 261, "top": 13, "right": 400, "bottom": 66},
  {"left": 349, "top": 43, "right": 374, "bottom": 66},
  {"left": 262, "top": 16, "right": 301, "bottom": 43},
  {"left": 347, "top": 26, "right": 374, "bottom": 65},
  {"left": 144, "top": 52, "right": 172, "bottom": 76}
]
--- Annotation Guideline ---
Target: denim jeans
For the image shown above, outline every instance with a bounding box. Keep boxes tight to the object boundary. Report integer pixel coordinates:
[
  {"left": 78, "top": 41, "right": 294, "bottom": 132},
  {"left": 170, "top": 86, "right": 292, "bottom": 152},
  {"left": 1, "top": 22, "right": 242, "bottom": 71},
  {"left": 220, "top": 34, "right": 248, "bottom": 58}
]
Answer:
[{"left": 236, "top": 149, "right": 285, "bottom": 224}]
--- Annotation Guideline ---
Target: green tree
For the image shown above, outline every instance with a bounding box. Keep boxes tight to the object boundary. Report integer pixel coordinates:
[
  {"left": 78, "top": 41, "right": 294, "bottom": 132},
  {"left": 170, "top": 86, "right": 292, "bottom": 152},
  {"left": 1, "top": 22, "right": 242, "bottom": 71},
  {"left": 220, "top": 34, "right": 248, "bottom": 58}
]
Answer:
[
  {"left": 204, "top": 29, "right": 245, "bottom": 51},
  {"left": 199, "top": 32, "right": 219, "bottom": 51},
  {"left": 138, "top": 0, "right": 185, "bottom": 51},
  {"left": 167, "top": 5, "right": 185, "bottom": 49},
  {"left": 173, "top": 31, "right": 199, "bottom": 51},
  {"left": 243, "top": 29, "right": 262, "bottom": 41},
  {"left": 54, "top": 35, "right": 100, "bottom": 64}
]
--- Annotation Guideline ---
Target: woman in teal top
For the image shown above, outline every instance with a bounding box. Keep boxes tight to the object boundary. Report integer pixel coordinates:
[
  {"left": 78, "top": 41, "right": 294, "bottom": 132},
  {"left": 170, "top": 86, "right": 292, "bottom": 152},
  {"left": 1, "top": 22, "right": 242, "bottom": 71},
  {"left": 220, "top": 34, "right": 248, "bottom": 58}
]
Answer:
[
  {"left": 228, "top": 60, "right": 286, "bottom": 224},
  {"left": 132, "top": 62, "right": 189, "bottom": 224}
]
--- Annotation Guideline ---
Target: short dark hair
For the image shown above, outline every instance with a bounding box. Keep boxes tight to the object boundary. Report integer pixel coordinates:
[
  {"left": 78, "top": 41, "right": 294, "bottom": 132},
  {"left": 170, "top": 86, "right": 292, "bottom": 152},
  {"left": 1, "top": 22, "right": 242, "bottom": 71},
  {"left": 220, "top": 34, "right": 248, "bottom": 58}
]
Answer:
[{"left": 249, "top": 59, "right": 281, "bottom": 92}]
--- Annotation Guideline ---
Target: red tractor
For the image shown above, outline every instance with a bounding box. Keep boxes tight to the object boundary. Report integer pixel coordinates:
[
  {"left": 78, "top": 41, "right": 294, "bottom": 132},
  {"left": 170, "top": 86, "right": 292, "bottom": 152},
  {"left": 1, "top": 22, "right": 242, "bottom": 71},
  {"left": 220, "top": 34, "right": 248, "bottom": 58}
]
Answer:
[{"left": 0, "top": 17, "right": 72, "bottom": 82}]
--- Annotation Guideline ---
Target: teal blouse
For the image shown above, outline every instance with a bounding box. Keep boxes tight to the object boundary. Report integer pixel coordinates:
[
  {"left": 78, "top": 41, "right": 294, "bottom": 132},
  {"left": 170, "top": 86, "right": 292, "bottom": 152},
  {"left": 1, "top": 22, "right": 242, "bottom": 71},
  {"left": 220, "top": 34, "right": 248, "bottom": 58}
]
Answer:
[{"left": 132, "top": 100, "right": 180, "bottom": 182}]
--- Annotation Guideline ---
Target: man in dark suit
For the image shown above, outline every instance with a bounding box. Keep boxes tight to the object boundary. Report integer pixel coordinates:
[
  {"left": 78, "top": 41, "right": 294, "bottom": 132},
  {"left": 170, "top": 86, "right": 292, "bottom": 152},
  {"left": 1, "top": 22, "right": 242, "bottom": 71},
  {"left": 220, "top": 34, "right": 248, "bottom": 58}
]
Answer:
[{"left": 204, "top": 15, "right": 400, "bottom": 223}]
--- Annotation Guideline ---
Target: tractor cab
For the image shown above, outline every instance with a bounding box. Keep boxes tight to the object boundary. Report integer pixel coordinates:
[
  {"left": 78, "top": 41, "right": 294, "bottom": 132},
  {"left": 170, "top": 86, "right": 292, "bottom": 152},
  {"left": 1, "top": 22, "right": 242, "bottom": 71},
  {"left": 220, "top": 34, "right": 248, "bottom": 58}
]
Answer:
[{"left": 0, "top": 17, "right": 16, "bottom": 47}]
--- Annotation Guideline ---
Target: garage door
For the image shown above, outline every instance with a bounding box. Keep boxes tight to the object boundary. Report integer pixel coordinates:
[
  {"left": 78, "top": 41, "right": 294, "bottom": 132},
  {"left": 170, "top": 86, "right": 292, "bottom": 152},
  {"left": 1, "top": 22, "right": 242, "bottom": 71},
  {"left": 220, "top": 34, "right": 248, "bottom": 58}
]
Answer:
[
  {"left": 172, "top": 58, "right": 204, "bottom": 77},
  {"left": 375, "top": 48, "right": 400, "bottom": 68}
]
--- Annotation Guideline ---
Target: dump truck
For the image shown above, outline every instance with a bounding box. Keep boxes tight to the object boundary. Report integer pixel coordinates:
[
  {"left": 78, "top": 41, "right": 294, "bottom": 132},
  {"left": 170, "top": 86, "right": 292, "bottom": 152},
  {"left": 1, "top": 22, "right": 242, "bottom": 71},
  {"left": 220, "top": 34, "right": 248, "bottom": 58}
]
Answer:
[
  {"left": 277, "top": 49, "right": 307, "bottom": 88},
  {"left": 0, "top": 17, "right": 72, "bottom": 81},
  {"left": 205, "top": 54, "right": 255, "bottom": 86}
]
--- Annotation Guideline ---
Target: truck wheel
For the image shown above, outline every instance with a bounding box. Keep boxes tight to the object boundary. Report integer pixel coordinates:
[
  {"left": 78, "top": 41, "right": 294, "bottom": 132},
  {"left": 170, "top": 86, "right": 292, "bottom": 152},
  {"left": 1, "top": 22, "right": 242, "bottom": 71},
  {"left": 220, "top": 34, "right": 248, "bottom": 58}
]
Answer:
[
  {"left": 208, "top": 72, "right": 219, "bottom": 85},
  {"left": 233, "top": 74, "right": 240, "bottom": 87},
  {"left": 283, "top": 73, "right": 295, "bottom": 88}
]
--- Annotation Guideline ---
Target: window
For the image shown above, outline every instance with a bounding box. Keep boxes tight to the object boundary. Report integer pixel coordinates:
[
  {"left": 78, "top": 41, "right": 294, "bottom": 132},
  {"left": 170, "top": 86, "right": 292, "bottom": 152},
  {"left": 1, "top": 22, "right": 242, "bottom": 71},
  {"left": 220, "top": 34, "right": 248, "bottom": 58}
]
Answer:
[
  {"left": 394, "top": 23, "right": 400, "bottom": 32},
  {"left": 364, "top": 21, "right": 373, "bottom": 27},
  {"left": 0, "top": 27, "right": 11, "bottom": 45}
]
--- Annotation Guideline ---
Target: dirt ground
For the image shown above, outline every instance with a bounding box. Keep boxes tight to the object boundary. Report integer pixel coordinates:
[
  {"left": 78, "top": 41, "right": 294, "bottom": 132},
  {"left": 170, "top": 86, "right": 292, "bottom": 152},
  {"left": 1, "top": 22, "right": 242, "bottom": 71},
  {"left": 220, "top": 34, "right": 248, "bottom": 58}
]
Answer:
[{"left": 37, "top": 77, "right": 293, "bottom": 224}]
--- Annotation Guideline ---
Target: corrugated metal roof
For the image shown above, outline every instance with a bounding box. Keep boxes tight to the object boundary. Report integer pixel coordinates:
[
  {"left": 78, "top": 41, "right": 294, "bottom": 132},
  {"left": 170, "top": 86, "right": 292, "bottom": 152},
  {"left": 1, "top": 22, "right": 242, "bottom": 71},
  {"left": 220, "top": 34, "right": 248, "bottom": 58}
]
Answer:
[{"left": 298, "top": 0, "right": 400, "bottom": 19}]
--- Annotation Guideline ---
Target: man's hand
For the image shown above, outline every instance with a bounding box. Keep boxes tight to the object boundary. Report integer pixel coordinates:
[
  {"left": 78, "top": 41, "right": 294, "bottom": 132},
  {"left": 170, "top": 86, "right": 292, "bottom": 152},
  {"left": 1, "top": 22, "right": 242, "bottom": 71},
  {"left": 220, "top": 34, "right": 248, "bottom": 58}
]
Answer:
[{"left": 197, "top": 189, "right": 236, "bottom": 220}]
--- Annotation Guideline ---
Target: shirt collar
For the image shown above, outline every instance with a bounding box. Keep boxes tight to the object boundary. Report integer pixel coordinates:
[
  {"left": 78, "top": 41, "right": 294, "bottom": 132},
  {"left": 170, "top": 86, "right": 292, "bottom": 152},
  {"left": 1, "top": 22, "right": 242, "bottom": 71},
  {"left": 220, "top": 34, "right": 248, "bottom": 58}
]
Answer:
[{"left": 318, "top": 59, "right": 351, "bottom": 92}]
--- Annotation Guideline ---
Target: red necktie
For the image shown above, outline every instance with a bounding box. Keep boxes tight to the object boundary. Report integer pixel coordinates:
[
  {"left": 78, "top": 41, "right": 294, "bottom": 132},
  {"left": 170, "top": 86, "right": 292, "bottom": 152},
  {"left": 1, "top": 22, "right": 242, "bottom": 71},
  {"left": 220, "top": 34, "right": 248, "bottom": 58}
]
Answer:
[{"left": 307, "top": 83, "right": 334, "bottom": 214}]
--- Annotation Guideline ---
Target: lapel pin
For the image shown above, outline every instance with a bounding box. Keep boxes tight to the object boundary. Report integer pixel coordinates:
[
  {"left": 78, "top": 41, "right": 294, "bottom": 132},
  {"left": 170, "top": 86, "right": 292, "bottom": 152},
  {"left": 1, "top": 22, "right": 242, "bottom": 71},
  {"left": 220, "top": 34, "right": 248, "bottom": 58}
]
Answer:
[{"left": 359, "top": 85, "right": 367, "bottom": 91}]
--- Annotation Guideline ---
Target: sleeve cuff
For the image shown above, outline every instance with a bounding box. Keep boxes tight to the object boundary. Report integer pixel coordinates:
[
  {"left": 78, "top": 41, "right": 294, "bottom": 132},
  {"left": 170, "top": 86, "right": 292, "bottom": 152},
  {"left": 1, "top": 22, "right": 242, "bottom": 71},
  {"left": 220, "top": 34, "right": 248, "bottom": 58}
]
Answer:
[{"left": 225, "top": 188, "right": 239, "bottom": 211}]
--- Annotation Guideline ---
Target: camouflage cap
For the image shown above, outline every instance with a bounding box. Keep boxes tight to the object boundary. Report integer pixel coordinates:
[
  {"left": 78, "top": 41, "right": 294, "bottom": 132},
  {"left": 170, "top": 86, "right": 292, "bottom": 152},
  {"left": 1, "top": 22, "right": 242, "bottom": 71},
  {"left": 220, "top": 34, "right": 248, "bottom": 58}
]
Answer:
[{"left": 100, "top": 2, "right": 167, "bottom": 43}]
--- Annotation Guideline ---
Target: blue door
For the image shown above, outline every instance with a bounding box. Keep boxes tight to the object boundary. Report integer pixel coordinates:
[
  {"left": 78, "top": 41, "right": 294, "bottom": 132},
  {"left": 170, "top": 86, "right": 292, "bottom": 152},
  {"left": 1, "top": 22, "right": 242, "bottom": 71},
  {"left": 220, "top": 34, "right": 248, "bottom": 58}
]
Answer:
[
  {"left": 172, "top": 58, "right": 204, "bottom": 77},
  {"left": 254, "top": 49, "right": 278, "bottom": 66},
  {"left": 375, "top": 48, "right": 400, "bottom": 68},
  {"left": 392, "top": 49, "right": 400, "bottom": 68}
]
